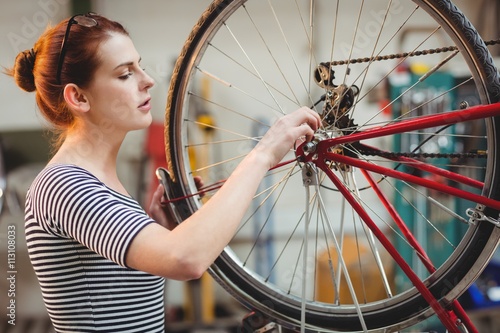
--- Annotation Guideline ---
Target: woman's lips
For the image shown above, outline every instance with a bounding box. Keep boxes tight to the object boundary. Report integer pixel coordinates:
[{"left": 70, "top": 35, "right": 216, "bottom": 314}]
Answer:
[{"left": 138, "top": 98, "right": 151, "bottom": 112}]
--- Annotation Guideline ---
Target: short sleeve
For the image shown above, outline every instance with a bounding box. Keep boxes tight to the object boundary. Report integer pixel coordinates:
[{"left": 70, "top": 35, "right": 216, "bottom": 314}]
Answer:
[{"left": 26, "top": 164, "right": 153, "bottom": 267}]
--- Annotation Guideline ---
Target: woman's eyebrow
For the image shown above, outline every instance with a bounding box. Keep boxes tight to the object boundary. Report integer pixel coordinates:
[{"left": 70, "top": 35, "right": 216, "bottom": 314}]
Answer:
[{"left": 114, "top": 57, "right": 142, "bottom": 70}]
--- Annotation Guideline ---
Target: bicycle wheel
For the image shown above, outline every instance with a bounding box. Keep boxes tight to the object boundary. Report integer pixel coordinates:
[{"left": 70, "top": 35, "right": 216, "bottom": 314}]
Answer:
[{"left": 165, "top": 0, "right": 500, "bottom": 331}]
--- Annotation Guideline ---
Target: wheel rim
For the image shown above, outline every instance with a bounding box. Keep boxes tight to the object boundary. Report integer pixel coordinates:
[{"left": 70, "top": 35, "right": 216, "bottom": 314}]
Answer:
[{"left": 166, "top": 0, "right": 500, "bottom": 331}]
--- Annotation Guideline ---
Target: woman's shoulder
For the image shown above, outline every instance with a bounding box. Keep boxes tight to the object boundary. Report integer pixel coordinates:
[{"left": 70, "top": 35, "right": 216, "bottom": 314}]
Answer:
[
  {"left": 36, "top": 163, "right": 99, "bottom": 183},
  {"left": 29, "top": 163, "right": 136, "bottom": 205},
  {"left": 29, "top": 163, "right": 103, "bottom": 196}
]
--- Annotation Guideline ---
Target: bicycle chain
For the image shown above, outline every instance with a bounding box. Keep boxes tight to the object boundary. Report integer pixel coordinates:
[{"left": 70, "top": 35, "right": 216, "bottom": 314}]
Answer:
[{"left": 331, "top": 39, "right": 500, "bottom": 66}]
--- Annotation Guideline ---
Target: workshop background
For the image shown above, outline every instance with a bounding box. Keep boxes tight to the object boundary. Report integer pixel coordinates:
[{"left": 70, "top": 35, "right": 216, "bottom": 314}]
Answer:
[{"left": 1, "top": 1, "right": 499, "bottom": 333}]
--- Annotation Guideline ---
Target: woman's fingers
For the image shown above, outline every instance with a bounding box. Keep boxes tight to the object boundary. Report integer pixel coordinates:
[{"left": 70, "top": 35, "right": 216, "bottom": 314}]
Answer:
[{"left": 256, "top": 107, "right": 321, "bottom": 168}]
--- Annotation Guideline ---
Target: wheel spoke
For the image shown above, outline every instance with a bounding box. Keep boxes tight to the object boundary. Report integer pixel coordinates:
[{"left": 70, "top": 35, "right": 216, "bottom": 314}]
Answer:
[{"left": 166, "top": 1, "right": 500, "bottom": 331}]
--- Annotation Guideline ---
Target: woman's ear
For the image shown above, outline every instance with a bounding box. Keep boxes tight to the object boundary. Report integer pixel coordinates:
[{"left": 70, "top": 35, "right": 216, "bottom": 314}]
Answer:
[{"left": 63, "top": 84, "right": 90, "bottom": 113}]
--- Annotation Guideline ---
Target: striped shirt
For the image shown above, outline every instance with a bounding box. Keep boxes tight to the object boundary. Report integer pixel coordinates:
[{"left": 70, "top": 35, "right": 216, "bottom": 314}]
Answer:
[{"left": 25, "top": 164, "right": 165, "bottom": 332}]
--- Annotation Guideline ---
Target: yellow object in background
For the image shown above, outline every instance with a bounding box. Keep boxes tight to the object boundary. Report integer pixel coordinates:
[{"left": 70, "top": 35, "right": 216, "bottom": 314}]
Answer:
[
  {"left": 315, "top": 236, "right": 394, "bottom": 304},
  {"left": 410, "top": 62, "right": 430, "bottom": 76},
  {"left": 184, "top": 76, "right": 216, "bottom": 324}
]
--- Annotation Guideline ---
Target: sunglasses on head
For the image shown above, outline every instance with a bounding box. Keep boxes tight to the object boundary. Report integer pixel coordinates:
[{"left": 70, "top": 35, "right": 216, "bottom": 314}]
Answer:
[{"left": 56, "top": 13, "right": 98, "bottom": 85}]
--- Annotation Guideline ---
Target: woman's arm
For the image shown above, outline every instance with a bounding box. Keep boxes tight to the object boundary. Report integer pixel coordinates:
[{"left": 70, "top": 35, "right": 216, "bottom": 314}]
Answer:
[{"left": 126, "top": 107, "right": 321, "bottom": 280}]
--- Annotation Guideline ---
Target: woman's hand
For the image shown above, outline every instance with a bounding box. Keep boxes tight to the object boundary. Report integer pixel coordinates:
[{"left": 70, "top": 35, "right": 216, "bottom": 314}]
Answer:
[
  {"left": 149, "top": 176, "right": 204, "bottom": 230},
  {"left": 149, "top": 184, "right": 176, "bottom": 230},
  {"left": 255, "top": 107, "right": 321, "bottom": 168}
]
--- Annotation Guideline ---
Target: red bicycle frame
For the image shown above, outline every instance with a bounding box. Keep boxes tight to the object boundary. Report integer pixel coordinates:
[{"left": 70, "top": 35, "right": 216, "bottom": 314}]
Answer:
[{"left": 296, "top": 102, "right": 500, "bottom": 332}]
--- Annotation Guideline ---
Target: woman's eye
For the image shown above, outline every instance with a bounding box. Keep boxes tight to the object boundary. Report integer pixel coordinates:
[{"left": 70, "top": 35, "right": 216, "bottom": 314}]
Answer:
[{"left": 119, "top": 72, "right": 133, "bottom": 80}]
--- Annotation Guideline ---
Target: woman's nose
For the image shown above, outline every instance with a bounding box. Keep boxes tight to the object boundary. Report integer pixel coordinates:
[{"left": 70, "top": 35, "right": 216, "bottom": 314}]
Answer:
[{"left": 141, "top": 69, "right": 155, "bottom": 90}]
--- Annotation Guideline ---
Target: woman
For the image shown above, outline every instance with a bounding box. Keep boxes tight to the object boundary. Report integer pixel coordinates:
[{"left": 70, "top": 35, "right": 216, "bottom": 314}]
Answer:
[{"left": 8, "top": 13, "right": 320, "bottom": 332}]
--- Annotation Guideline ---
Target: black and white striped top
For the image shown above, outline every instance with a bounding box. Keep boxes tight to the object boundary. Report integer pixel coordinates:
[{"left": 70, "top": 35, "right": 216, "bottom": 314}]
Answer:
[{"left": 25, "top": 164, "right": 165, "bottom": 332}]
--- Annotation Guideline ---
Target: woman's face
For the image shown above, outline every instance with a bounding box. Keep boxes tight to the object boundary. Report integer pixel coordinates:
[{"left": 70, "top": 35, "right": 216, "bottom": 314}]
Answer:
[{"left": 83, "top": 33, "right": 155, "bottom": 135}]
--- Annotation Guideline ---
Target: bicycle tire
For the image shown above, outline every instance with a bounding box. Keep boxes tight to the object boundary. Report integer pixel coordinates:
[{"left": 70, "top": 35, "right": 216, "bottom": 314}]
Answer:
[{"left": 165, "top": 0, "right": 500, "bottom": 331}]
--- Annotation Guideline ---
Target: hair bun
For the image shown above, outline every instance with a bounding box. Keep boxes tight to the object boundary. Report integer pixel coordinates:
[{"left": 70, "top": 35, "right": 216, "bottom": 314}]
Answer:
[{"left": 13, "top": 48, "right": 37, "bottom": 92}]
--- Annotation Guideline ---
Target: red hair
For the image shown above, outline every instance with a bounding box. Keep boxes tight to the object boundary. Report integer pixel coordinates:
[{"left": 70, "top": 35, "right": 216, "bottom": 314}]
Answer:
[{"left": 7, "top": 13, "right": 129, "bottom": 146}]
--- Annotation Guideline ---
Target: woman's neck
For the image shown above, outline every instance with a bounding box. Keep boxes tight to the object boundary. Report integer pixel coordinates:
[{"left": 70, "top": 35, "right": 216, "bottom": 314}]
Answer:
[{"left": 49, "top": 129, "right": 129, "bottom": 195}]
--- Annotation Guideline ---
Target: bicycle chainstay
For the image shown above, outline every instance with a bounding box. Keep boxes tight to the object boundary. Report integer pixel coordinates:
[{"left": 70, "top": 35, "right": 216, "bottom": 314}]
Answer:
[{"left": 358, "top": 150, "right": 487, "bottom": 159}]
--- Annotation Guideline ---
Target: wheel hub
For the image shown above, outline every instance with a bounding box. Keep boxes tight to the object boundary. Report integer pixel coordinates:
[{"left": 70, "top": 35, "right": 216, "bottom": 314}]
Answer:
[{"left": 307, "top": 63, "right": 362, "bottom": 171}]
